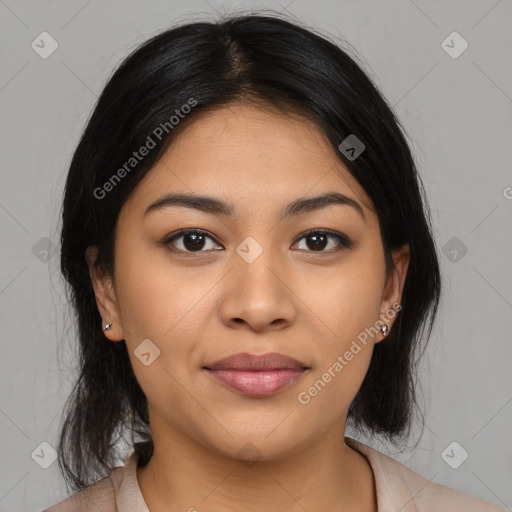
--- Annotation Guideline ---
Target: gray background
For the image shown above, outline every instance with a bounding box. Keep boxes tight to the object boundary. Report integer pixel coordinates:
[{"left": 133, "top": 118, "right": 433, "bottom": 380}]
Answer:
[{"left": 1, "top": 1, "right": 511, "bottom": 511}]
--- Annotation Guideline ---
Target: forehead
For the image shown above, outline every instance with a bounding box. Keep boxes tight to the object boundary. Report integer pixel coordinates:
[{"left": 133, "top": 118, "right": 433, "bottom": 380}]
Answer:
[{"left": 125, "top": 102, "right": 375, "bottom": 217}]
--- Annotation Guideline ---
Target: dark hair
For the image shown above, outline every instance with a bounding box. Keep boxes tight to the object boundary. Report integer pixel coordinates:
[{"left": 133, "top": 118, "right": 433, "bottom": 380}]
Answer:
[{"left": 58, "top": 11, "right": 441, "bottom": 492}]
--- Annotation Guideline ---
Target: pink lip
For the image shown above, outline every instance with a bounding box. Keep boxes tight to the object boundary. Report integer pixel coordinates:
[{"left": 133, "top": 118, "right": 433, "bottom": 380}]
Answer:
[{"left": 203, "top": 352, "right": 309, "bottom": 397}]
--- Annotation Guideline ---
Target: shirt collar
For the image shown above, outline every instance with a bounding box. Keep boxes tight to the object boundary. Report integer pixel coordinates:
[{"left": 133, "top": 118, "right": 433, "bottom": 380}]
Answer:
[
  {"left": 345, "top": 436, "right": 420, "bottom": 512},
  {"left": 112, "top": 447, "right": 150, "bottom": 512}
]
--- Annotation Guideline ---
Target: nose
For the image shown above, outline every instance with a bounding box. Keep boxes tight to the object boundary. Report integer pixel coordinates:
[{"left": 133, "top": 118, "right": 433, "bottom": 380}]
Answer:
[{"left": 219, "top": 246, "right": 297, "bottom": 333}]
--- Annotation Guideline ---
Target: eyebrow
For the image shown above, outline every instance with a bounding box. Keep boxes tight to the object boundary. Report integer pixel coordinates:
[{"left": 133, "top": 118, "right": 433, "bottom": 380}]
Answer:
[{"left": 143, "top": 191, "right": 366, "bottom": 222}]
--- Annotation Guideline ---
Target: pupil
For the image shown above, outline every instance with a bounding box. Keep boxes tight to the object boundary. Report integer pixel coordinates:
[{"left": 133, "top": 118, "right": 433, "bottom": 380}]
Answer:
[
  {"left": 184, "top": 233, "right": 205, "bottom": 251},
  {"left": 308, "top": 234, "right": 327, "bottom": 251}
]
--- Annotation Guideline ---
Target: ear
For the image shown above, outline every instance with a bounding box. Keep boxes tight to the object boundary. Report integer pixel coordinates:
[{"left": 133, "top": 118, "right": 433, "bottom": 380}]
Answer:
[
  {"left": 85, "top": 246, "right": 124, "bottom": 341},
  {"left": 376, "top": 243, "right": 410, "bottom": 343}
]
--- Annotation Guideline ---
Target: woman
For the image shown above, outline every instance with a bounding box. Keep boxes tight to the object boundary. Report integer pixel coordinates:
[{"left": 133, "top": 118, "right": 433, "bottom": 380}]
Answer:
[{"left": 42, "top": 12, "right": 505, "bottom": 512}]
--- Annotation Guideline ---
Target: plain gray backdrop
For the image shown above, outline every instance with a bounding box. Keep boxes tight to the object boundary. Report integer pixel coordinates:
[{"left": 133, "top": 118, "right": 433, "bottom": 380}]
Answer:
[{"left": 0, "top": 1, "right": 511, "bottom": 511}]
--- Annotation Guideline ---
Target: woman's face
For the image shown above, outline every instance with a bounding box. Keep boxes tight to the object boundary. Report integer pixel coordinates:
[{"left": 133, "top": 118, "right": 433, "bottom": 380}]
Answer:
[{"left": 90, "top": 101, "right": 409, "bottom": 460}]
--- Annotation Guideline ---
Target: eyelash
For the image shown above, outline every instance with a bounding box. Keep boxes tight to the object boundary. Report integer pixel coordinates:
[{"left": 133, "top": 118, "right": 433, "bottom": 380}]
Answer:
[{"left": 163, "top": 228, "right": 353, "bottom": 255}]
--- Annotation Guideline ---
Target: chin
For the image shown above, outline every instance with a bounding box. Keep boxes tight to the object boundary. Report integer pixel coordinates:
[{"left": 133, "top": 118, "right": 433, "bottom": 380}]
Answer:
[{"left": 196, "top": 422, "right": 313, "bottom": 463}]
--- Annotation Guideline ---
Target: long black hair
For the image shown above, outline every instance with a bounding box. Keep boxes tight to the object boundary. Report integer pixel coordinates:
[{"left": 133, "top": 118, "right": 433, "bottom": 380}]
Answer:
[{"left": 58, "top": 11, "right": 442, "bottom": 491}]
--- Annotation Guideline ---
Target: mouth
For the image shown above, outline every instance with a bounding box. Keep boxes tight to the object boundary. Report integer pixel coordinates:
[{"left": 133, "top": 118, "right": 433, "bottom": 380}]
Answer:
[{"left": 203, "top": 352, "right": 310, "bottom": 397}]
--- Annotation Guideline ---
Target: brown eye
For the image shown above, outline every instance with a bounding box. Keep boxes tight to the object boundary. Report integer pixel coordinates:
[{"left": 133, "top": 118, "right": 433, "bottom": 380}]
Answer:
[
  {"left": 163, "top": 228, "right": 352, "bottom": 255},
  {"left": 293, "top": 230, "right": 353, "bottom": 253},
  {"left": 164, "top": 230, "right": 222, "bottom": 253}
]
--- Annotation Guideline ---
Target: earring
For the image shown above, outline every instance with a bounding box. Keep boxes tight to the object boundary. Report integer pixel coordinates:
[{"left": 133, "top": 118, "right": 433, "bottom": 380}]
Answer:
[
  {"left": 380, "top": 324, "right": 389, "bottom": 337},
  {"left": 103, "top": 323, "right": 112, "bottom": 332}
]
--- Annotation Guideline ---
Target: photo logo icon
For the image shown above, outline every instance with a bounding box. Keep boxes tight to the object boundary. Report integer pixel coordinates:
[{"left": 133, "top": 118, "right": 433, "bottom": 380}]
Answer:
[
  {"left": 338, "top": 134, "right": 365, "bottom": 161},
  {"left": 441, "top": 441, "right": 469, "bottom": 469},
  {"left": 441, "top": 31, "right": 468, "bottom": 59},
  {"left": 31, "top": 32, "right": 59, "bottom": 59}
]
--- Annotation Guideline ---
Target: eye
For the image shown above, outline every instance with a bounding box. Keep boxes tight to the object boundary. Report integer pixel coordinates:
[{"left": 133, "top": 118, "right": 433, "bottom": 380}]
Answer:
[
  {"left": 292, "top": 230, "right": 353, "bottom": 253},
  {"left": 163, "top": 228, "right": 353, "bottom": 255},
  {"left": 164, "top": 229, "right": 222, "bottom": 253}
]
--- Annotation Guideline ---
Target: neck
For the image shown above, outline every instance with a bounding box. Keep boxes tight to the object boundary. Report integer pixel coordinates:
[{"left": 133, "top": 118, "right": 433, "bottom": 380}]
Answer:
[{"left": 136, "top": 423, "right": 377, "bottom": 512}]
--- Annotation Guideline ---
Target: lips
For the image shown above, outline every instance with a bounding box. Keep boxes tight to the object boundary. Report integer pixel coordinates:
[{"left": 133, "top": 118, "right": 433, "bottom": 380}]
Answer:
[
  {"left": 203, "top": 352, "right": 309, "bottom": 397},
  {"left": 205, "top": 352, "right": 308, "bottom": 371}
]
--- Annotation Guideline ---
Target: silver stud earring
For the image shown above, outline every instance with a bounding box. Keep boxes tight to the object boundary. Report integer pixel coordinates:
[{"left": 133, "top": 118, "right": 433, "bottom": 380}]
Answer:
[
  {"left": 103, "top": 323, "right": 112, "bottom": 332},
  {"left": 380, "top": 324, "right": 389, "bottom": 337}
]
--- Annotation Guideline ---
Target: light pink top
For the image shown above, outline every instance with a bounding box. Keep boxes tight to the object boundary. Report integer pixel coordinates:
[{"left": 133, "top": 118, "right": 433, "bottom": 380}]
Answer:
[{"left": 42, "top": 437, "right": 506, "bottom": 511}]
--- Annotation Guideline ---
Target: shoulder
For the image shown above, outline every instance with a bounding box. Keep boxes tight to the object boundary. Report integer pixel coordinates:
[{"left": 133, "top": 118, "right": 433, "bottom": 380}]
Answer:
[
  {"left": 41, "top": 467, "right": 122, "bottom": 512},
  {"left": 41, "top": 450, "right": 149, "bottom": 512},
  {"left": 345, "top": 437, "right": 506, "bottom": 512}
]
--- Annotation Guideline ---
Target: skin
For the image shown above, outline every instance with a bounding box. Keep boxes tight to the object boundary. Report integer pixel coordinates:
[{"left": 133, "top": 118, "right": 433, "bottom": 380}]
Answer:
[{"left": 87, "top": 101, "right": 410, "bottom": 512}]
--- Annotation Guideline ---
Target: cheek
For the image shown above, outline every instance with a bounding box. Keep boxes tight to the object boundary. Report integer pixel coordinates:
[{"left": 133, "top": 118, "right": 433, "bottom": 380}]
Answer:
[
  {"left": 297, "top": 291, "right": 377, "bottom": 424},
  {"left": 296, "top": 252, "right": 385, "bottom": 408},
  {"left": 113, "top": 242, "right": 219, "bottom": 357},
  {"left": 311, "top": 256, "right": 385, "bottom": 342},
  {"left": 112, "top": 248, "right": 212, "bottom": 410}
]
